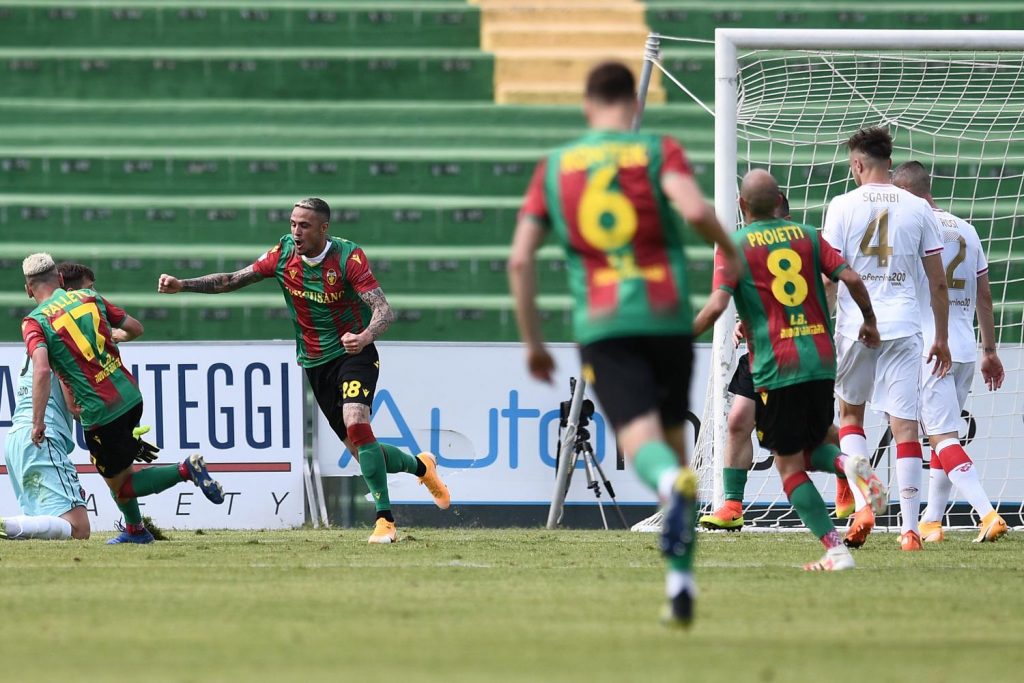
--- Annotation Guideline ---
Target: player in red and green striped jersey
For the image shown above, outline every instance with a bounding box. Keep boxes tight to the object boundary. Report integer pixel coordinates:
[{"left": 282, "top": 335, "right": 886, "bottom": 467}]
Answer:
[
  {"left": 694, "top": 169, "right": 887, "bottom": 570},
  {"left": 510, "top": 62, "right": 742, "bottom": 627},
  {"left": 20, "top": 253, "right": 225, "bottom": 545},
  {"left": 157, "top": 197, "right": 451, "bottom": 544}
]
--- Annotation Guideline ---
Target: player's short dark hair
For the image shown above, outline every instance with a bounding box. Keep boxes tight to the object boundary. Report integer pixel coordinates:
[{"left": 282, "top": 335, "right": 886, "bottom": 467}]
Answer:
[
  {"left": 293, "top": 197, "right": 331, "bottom": 222},
  {"left": 776, "top": 192, "right": 791, "bottom": 219},
  {"left": 585, "top": 62, "right": 636, "bottom": 105},
  {"left": 58, "top": 262, "right": 96, "bottom": 290},
  {"left": 847, "top": 127, "right": 892, "bottom": 161},
  {"left": 891, "top": 160, "right": 932, "bottom": 196}
]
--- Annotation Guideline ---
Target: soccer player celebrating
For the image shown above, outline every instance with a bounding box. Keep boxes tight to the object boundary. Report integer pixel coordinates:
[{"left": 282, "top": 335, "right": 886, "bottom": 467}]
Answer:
[
  {"left": 509, "top": 61, "right": 742, "bottom": 626},
  {"left": 21, "top": 253, "right": 224, "bottom": 545},
  {"left": 698, "top": 193, "right": 800, "bottom": 531},
  {"left": 891, "top": 161, "right": 1008, "bottom": 543},
  {"left": 157, "top": 197, "right": 450, "bottom": 544},
  {"left": 694, "top": 169, "right": 886, "bottom": 570},
  {"left": 822, "top": 128, "right": 952, "bottom": 551}
]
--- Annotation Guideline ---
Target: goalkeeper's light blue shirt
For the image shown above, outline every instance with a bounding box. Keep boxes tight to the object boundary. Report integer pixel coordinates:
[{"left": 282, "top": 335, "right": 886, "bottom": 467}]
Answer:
[{"left": 8, "top": 357, "right": 76, "bottom": 454}]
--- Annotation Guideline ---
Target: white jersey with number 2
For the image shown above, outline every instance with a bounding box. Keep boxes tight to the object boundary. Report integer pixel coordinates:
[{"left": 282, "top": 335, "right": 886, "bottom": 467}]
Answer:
[
  {"left": 822, "top": 182, "right": 943, "bottom": 341},
  {"left": 920, "top": 208, "right": 987, "bottom": 363}
]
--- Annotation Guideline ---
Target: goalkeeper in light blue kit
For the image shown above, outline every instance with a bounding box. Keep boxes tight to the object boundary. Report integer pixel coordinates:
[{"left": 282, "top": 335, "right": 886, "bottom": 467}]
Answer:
[{"left": 2, "top": 337, "right": 90, "bottom": 540}]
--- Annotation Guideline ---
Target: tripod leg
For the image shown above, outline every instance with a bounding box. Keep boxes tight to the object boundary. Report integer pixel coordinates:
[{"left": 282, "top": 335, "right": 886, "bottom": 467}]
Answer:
[{"left": 591, "top": 454, "right": 630, "bottom": 530}]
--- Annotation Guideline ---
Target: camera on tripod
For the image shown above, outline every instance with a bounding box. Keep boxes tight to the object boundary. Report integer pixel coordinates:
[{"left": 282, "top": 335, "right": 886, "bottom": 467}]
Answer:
[
  {"left": 551, "top": 377, "right": 627, "bottom": 530},
  {"left": 559, "top": 377, "right": 595, "bottom": 430}
]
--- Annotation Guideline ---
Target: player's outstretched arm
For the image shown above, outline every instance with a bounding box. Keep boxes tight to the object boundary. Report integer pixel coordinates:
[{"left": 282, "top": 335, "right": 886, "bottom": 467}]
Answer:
[
  {"left": 836, "top": 268, "right": 880, "bottom": 348},
  {"left": 976, "top": 272, "right": 1004, "bottom": 390},
  {"left": 692, "top": 290, "right": 732, "bottom": 337},
  {"left": 921, "top": 253, "right": 952, "bottom": 377},
  {"left": 341, "top": 287, "right": 396, "bottom": 355},
  {"left": 158, "top": 265, "right": 264, "bottom": 295},
  {"left": 509, "top": 215, "right": 555, "bottom": 383}
]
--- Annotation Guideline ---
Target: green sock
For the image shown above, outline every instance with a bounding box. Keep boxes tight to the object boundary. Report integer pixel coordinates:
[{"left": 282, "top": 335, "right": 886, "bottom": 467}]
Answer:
[
  {"left": 809, "top": 442, "right": 845, "bottom": 478},
  {"left": 723, "top": 467, "right": 748, "bottom": 501},
  {"left": 357, "top": 442, "right": 391, "bottom": 512},
  {"left": 785, "top": 474, "right": 835, "bottom": 539},
  {"left": 111, "top": 491, "right": 143, "bottom": 526},
  {"left": 379, "top": 443, "right": 422, "bottom": 475},
  {"left": 666, "top": 467, "right": 699, "bottom": 572},
  {"left": 130, "top": 466, "right": 184, "bottom": 496},
  {"left": 634, "top": 441, "right": 679, "bottom": 491}
]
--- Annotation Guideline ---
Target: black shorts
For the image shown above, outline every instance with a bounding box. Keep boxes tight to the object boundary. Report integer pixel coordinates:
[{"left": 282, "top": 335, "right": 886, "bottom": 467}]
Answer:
[
  {"left": 728, "top": 353, "right": 756, "bottom": 401},
  {"left": 579, "top": 335, "right": 693, "bottom": 430},
  {"left": 85, "top": 402, "right": 144, "bottom": 479},
  {"left": 754, "top": 379, "right": 835, "bottom": 455},
  {"left": 305, "top": 345, "right": 380, "bottom": 443}
]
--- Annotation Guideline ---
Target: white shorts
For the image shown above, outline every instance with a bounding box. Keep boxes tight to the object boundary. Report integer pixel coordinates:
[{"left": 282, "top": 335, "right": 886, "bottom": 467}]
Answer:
[
  {"left": 919, "top": 360, "right": 974, "bottom": 436},
  {"left": 834, "top": 333, "right": 923, "bottom": 420}
]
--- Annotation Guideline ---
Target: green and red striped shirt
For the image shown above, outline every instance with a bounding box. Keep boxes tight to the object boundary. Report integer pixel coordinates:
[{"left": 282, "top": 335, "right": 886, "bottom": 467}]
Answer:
[
  {"left": 254, "top": 235, "right": 380, "bottom": 368},
  {"left": 22, "top": 288, "right": 141, "bottom": 429},
  {"left": 714, "top": 219, "right": 848, "bottom": 391},
  {"left": 520, "top": 130, "right": 693, "bottom": 344}
]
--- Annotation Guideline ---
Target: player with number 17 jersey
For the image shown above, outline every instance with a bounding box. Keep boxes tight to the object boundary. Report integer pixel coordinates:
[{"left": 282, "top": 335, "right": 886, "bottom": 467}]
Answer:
[{"left": 22, "top": 288, "right": 141, "bottom": 429}]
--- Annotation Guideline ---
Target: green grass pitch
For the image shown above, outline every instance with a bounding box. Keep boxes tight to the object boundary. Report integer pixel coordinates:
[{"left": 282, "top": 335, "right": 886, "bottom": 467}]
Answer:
[{"left": 2, "top": 528, "right": 1022, "bottom": 683}]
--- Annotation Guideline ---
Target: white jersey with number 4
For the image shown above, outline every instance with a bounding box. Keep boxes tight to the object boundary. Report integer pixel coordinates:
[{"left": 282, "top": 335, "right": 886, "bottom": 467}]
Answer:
[
  {"left": 920, "top": 208, "right": 987, "bottom": 363},
  {"left": 822, "top": 183, "right": 943, "bottom": 341}
]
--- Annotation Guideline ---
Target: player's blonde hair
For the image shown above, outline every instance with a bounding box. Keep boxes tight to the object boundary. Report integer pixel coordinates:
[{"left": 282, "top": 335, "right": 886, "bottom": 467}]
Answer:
[{"left": 22, "top": 252, "right": 56, "bottom": 278}]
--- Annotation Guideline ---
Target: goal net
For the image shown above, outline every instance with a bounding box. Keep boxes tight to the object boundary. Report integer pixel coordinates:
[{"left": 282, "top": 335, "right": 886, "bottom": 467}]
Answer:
[{"left": 638, "top": 30, "right": 1024, "bottom": 531}]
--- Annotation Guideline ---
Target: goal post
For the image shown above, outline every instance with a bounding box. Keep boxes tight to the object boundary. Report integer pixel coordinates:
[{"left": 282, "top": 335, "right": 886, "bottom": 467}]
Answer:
[{"left": 636, "top": 28, "right": 1024, "bottom": 530}]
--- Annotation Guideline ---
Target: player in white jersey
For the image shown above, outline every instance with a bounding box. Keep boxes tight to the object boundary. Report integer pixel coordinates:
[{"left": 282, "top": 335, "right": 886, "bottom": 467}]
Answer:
[
  {"left": 891, "top": 161, "right": 1008, "bottom": 543},
  {"left": 821, "top": 127, "right": 952, "bottom": 551}
]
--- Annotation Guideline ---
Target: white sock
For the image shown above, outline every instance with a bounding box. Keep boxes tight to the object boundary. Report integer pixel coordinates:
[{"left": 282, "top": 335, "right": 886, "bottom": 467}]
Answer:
[
  {"left": 666, "top": 570, "right": 697, "bottom": 599},
  {"left": 920, "top": 454, "right": 953, "bottom": 524},
  {"left": 896, "top": 454, "right": 923, "bottom": 534},
  {"left": 2, "top": 515, "right": 72, "bottom": 540},
  {"left": 657, "top": 469, "right": 680, "bottom": 502},
  {"left": 839, "top": 432, "right": 870, "bottom": 510},
  {"left": 936, "top": 440, "right": 995, "bottom": 518}
]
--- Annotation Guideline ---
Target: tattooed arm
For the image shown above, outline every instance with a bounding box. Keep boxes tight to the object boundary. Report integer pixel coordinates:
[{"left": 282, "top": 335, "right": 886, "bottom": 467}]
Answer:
[
  {"left": 341, "top": 287, "right": 396, "bottom": 355},
  {"left": 157, "top": 266, "right": 264, "bottom": 295}
]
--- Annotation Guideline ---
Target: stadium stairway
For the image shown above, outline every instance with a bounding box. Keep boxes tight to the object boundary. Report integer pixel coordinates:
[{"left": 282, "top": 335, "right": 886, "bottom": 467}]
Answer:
[{"left": 0, "top": 1, "right": 1021, "bottom": 345}]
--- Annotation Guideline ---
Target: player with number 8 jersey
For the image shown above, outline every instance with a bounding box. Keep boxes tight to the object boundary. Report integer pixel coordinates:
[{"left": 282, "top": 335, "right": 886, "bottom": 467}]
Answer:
[
  {"left": 21, "top": 253, "right": 225, "bottom": 545},
  {"left": 694, "top": 169, "right": 885, "bottom": 572}
]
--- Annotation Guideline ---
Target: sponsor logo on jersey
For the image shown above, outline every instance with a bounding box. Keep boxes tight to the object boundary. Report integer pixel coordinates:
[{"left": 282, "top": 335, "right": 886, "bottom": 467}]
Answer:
[
  {"left": 287, "top": 267, "right": 298, "bottom": 279},
  {"left": 350, "top": 253, "right": 362, "bottom": 265},
  {"left": 326, "top": 268, "right": 338, "bottom": 286}
]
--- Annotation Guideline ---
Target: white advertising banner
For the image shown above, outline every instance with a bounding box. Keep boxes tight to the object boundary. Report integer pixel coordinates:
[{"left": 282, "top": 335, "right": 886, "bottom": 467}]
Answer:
[
  {"left": 0, "top": 342, "right": 306, "bottom": 530},
  {"left": 738, "top": 346, "right": 1024, "bottom": 507},
  {"left": 316, "top": 342, "right": 712, "bottom": 506},
  {"left": 317, "top": 342, "right": 1024, "bottom": 508}
]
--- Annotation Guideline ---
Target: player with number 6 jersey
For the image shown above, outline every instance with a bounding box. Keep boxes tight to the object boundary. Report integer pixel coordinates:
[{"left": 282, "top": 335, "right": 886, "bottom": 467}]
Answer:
[
  {"left": 821, "top": 127, "right": 952, "bottom": 551},
  {"left": 510, "top": 62, "right": 742, "bottom": 628},
  {"left": 891, "top": 161, "right": 1008, "bottom": 544},
  {"left": 694, "top": 169, "right": 886, "bottom": 572},
  {"left": 21, "top": 253, "right": 225, "bottom": 545}
]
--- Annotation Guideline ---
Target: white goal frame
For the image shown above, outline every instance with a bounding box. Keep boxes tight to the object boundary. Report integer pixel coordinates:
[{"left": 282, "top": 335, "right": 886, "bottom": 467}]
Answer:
[{"left": 709, "top": 28, "right": 1024, "bottom": 510}]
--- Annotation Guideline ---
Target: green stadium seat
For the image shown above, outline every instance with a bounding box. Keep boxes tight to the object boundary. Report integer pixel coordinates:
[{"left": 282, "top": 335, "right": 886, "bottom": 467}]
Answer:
[
  {"left": 0, "top": 3, "right": 480, "bottom": 49},
  {"left": 0, "top": 49, "right": 494, "bottom": 101}
]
